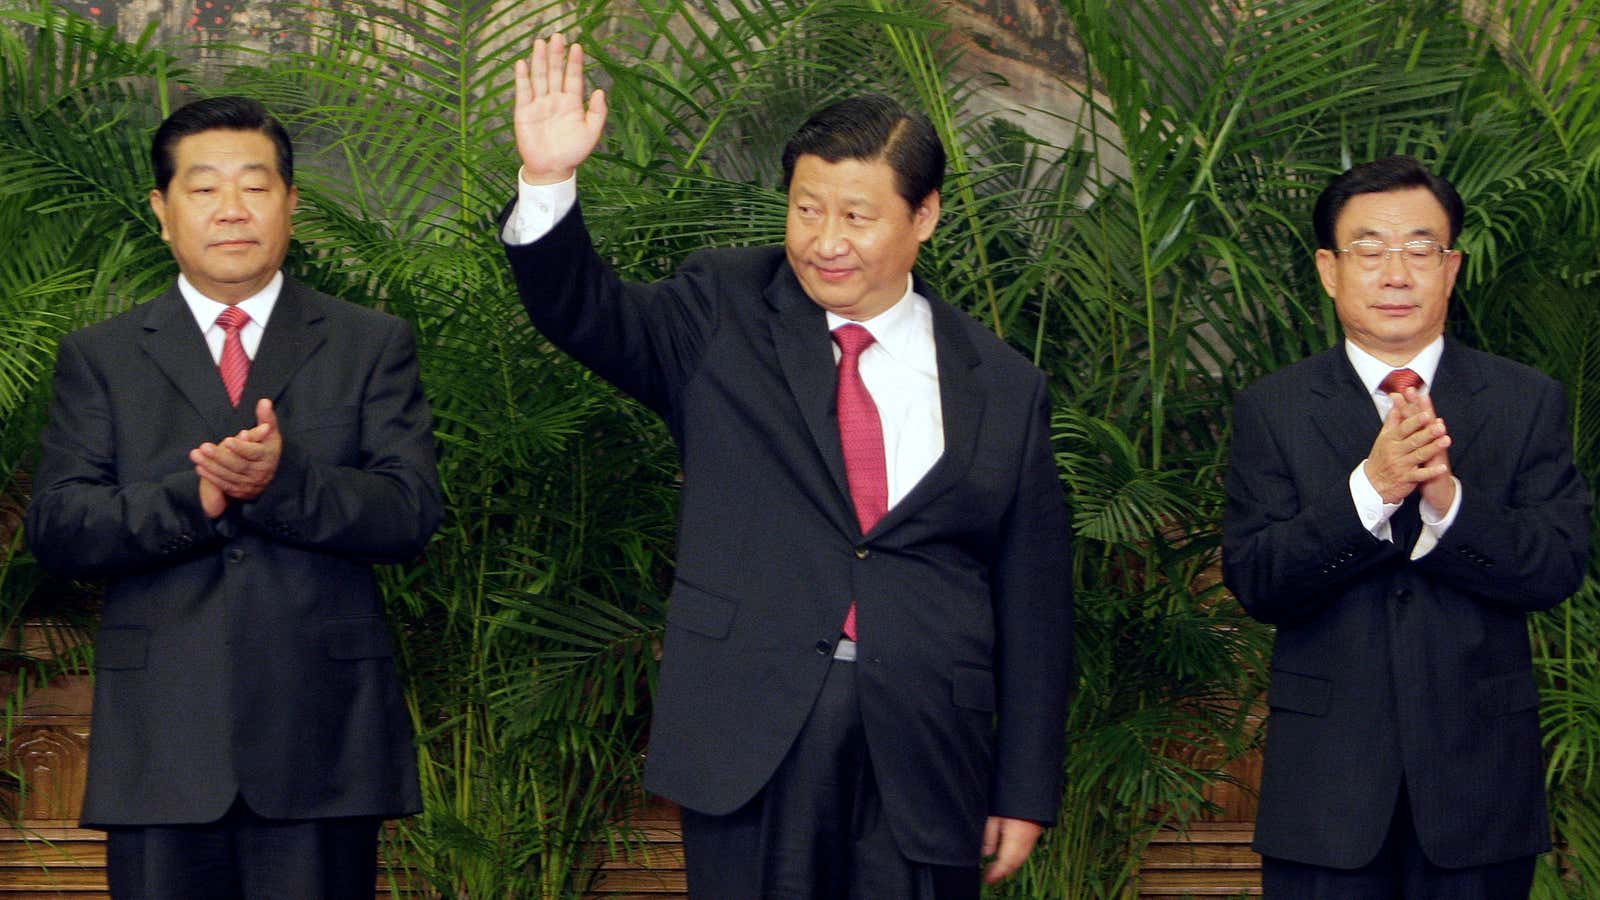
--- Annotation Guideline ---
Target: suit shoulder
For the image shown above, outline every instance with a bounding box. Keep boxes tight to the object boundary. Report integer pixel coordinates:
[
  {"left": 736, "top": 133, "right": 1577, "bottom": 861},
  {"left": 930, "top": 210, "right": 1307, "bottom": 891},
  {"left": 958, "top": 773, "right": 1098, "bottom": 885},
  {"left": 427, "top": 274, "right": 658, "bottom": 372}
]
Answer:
[
  {"left": 940, "top": 301, "right": 1048, "bottom": 380},
  {"left": 62, "top": 298, "right": 161, "bottom": 346},
  {"left": 287, "top": 279, "right": 410, "bottom": 332},
  {"left": 678, "top": 244, "right": 787, "bottom": 283},
  {"left": 1447, "top": 341, "right": 1560, "bottom": 390},
  {"left": 1234, "top": 346, "right": 1344, "bottom": 405}
]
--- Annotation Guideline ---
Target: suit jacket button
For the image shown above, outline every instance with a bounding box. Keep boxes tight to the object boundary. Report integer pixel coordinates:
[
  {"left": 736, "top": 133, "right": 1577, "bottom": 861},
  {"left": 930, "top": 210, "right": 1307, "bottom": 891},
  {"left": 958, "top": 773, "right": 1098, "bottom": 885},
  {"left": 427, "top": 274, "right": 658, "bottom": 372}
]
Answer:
[
  {"left": 854, "top": 547, "right": 870, "bottom": 559},
  {"left": 815, "top": 640, "right": 832, "bottom": 655},
  {"left": 226, "top": 547, "right": 246, "bottom": 563},
  {"left": 1393, "top": 586, "right": 1411, "bottom": 602}
]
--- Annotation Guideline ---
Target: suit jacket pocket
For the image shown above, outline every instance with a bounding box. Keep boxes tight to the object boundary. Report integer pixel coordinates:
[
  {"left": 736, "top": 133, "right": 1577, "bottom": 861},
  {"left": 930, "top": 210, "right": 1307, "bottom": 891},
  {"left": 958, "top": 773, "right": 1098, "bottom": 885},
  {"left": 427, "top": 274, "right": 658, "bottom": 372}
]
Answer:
[
  {"left": 1267, "top": 669, "right": 1332, "bottom": 716},
  {"left": 95, "top": 627, "right": 148, "bottom": 670},
  {"left": 951, "top": 665, "right": 995, "bottom": 713},
  {"left": 324, "top": 615, "right": 397, "bottom": 659},
  {"left": 1476, "top": 669, "right": 1541, "bottom": 717},
  {"left": 667, "top": 582, "right": 737, "bottom": 639}
]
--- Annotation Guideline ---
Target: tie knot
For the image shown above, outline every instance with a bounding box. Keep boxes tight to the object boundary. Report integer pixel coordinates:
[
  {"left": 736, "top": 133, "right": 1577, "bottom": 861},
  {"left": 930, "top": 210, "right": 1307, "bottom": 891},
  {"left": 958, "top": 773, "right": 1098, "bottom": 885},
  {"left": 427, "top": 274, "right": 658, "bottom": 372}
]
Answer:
[
  {"left": 1379, "top": 367, "right": 1423, "bottom": 394},
  {"left": 217, "top": 305, "right": 251, "bottom": 333},
  {"left": 832, "top": 323, "right": 875, "bottom": 360}
]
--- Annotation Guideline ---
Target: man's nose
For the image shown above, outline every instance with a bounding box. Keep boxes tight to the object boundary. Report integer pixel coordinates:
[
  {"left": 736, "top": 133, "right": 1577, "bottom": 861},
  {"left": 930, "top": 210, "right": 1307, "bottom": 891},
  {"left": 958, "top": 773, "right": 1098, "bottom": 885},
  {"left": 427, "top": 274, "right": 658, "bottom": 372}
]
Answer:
[
  {"left": 215, "top": 187, "right": 249, "bottom": 221},
  {"left": 1378, "top": 248, "right": 1413, "bottom": 286},
  {"left": 815, "top": 219, "right": 848, "bottom": 256}
]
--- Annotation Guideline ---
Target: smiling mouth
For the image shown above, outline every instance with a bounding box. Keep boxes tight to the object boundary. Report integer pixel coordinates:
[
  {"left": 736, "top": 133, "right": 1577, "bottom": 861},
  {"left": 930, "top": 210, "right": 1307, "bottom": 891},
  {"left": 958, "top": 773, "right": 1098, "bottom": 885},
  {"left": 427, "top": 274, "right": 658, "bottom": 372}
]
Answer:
[{"left": 813, "top": 266, "right": 855, "bottom": 282}]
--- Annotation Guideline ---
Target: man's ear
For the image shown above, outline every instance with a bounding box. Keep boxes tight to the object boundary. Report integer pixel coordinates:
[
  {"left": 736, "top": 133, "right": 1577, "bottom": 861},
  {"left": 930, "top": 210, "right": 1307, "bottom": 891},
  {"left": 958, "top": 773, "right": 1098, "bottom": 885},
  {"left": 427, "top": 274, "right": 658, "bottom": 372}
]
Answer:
[
  {"left": 914, "top": 189, "right": 941, "bottom": 242},
  {"left": 1314, "top": 248, "right": 1338, "bottom": 299},
  {"left": 149, "top": 189, "right": 171, "bottom": 242}
]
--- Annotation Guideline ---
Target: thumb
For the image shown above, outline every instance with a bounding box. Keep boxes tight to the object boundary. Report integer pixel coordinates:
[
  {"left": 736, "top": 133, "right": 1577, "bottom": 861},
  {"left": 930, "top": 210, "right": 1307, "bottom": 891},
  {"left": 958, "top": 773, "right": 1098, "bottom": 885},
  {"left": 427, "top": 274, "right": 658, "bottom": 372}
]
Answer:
[
  {"left": 587, "top": 88, "right": 608, "bottom": 137},
  {"left": 255, "top": 398, "right": 278, "bottom": 433}
]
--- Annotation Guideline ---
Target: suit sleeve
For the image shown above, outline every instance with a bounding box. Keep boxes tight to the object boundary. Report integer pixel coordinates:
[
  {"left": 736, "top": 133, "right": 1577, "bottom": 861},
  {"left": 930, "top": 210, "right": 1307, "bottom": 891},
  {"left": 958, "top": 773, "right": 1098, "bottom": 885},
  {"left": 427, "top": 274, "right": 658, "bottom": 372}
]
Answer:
[
  {"left": 26, "top": 333, "right": 225, "bottom": 576},
  {"left": 989, "top": 375, "right": 1074, "bottom": 824},
  {"left": 1221, "top": 387, "right": 1405, "bottom": 624},
  {"left": 502, "top": 200, "right": 718, "bottom": 418},
  {"left": 235, "top": 316, "right": 442, "bottom": 563},
  {"left": 1412, "top": 378, "right": 1590, "bottom": 610}
]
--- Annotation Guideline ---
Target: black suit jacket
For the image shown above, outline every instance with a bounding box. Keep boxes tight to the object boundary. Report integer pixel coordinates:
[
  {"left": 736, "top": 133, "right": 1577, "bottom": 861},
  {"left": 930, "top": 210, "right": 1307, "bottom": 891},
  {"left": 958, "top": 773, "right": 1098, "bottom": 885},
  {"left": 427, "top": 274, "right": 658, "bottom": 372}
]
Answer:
[
  {"left": 26, "top": 277, "right": 441, "bottom": 827},
  {"left": 1223, "top": 340, "right": 1590, "bottom": 868},
  {"left": 505, "top": 204, "right": 1073, "bottom": 866}
]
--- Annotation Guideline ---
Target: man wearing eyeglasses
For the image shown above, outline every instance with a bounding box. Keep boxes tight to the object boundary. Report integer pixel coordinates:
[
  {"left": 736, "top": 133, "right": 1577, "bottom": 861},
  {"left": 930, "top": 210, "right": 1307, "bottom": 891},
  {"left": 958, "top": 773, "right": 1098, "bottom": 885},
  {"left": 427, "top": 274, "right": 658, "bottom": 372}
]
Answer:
[{"left": 1223, "top": 156, "right": 1591, "bottom": 897}]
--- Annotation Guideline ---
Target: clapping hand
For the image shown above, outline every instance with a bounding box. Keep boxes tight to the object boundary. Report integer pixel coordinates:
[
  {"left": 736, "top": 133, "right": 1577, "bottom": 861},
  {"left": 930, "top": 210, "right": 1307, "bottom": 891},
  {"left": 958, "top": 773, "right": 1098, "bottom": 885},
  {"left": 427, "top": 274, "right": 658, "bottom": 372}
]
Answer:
[{"left": 1363, "top": 385, "right": 1452, "bottom": 506}]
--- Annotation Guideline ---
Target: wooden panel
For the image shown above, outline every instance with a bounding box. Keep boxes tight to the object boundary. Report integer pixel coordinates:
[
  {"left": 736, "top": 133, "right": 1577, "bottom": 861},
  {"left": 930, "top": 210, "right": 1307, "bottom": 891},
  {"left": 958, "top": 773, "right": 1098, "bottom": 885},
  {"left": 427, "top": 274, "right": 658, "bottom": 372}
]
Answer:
[
  {"left": 1140, "top": 822, "right": 1261, "bottom": 896},
  {"left": 7, "top": 723, "right": 91, "bottom": 822},
  {"left": 1, "top": 624, "right": 1265, "bottom": 897}
]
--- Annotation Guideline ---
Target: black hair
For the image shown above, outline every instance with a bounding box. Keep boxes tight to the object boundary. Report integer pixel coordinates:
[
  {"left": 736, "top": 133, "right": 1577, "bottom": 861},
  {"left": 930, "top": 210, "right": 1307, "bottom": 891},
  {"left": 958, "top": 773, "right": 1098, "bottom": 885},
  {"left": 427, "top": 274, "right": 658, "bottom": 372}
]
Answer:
[
  {"left": 151, "top": 96, "right": 294, "bottom": 192},
  {"left": 1312, "top": 155, "right": 1463, "bottom": 249},
  {"left": 780, "top": 94, "right": 945, "bottom": 212}
]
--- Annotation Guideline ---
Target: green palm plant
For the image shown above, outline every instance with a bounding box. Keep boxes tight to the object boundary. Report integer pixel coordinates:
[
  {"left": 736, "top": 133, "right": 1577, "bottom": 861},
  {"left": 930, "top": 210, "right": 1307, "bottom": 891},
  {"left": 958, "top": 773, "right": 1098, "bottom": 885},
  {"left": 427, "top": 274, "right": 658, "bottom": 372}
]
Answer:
[
  {"left": 4, "top": 1, "right": 1599, "bottom": 897},
  {"left": 0, "top": 0, "right": 189, "bottom": 822}
]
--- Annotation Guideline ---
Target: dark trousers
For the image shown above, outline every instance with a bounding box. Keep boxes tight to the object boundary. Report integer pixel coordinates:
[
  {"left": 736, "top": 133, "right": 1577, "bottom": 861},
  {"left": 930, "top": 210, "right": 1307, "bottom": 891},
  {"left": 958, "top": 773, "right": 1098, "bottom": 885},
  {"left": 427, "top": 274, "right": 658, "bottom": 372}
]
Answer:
[
  {"left": 104, "top": 795, "right": 383, "bottom": 900},
  {"left": 680, "top": 657, "right": 982, "bottom": 900},
  {"left": 1262, "top": 783, "right": 1536, "bottom": 899}
]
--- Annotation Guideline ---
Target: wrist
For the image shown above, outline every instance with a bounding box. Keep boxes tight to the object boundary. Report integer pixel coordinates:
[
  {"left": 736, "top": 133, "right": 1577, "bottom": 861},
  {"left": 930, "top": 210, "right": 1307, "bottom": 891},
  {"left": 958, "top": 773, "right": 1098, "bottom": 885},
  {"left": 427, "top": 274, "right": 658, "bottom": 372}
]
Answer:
[{"left": 518, "top": 164, "right": 576, "bottom": 187}]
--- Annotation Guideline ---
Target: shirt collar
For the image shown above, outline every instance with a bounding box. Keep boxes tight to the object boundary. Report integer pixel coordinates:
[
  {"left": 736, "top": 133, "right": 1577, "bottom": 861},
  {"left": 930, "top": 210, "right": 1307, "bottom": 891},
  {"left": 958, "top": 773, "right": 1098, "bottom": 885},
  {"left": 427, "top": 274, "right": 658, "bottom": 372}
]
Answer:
[
  {"left": 824, "top": 274, "right": 929, "bottom": 361},
  {"left": 179, "top": 271, "right": 284, "bottom": 331},
  {"left": 1345, "top": 335, "right": 1445, "bottom": 395}
]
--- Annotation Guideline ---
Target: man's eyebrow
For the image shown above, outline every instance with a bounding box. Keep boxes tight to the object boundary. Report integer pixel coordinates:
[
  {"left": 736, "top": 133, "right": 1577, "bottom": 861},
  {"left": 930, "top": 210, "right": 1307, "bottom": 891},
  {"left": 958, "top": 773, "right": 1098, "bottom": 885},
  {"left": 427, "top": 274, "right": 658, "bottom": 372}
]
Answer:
[
  {"left": 180, "top": 162, "right": 273, "bottom": 176},
  {"left": 1348, "top": 225, "right": 1444, "bottom": 240}
]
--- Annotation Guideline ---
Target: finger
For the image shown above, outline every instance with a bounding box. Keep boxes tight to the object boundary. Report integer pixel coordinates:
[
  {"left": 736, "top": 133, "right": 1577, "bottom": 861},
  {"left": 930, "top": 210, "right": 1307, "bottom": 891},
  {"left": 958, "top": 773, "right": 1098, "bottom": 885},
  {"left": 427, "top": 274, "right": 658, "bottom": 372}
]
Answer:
[
  {"left": 587, "top": 87, "right": 608, "bottom": 136},
  {"left": 514, "top": 57, "right": 531, "bottom": 109},
  {"left": 546, "top": 33, "right": 565, "bottom": 94},
  {"left": 530, "top": 36, "right": 548, "bottom": 98},
  {"left": 983, "top": 839, "right": 1026, "bottom": 885},
  {"left": 195, "top": 462, "right": 248, "bottom": 493},
  {"left": 982, "top": 816, "right": 1000, "bottom": 857},
  {"left": 563, "top": 37, "right": 584, "bottom": 98},
  {"left": 221, "top": 436, "right": 267, "bottom": 462},
  {"left": 255, "top": 398, "right": 278, "bottom": 432}
]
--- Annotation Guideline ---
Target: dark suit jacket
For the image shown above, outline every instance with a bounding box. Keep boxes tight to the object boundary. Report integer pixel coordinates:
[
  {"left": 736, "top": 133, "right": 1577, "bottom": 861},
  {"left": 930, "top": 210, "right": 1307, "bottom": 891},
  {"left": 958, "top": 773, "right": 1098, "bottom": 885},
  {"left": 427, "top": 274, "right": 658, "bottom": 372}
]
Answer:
[
  {"left": 504, "top": 204, "right": 1073, "bottom": 866},
  {"left": 1223, "top": 340, "right": 1590, "bottom": 869},
  {"left": 26, "top": 276, "right": 441, "bottom": 827}
]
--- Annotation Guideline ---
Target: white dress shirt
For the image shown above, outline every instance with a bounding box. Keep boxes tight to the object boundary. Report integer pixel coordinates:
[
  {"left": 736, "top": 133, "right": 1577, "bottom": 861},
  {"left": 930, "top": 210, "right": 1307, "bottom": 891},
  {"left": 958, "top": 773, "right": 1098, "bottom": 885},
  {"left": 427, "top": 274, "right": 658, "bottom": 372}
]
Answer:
[
  {"left": 1345, "top": 336, "right": 1461, "bottom": 558},
  {"left": 178, "top": 271, "right": 283, "bottom": 365},
  {"left": 504, "top": 172, "right": 944, "bottom": 508}
]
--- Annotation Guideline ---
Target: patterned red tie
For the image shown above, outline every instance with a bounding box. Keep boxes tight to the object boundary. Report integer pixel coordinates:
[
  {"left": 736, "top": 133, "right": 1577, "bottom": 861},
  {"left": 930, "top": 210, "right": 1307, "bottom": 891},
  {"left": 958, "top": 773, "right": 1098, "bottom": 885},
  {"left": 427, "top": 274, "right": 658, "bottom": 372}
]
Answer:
[
  {"left": 833, "top": 323, "right": 887, "bottom": 641},
  {"left": 1380, "top": 367, "right": 1423, "bottom": 395},
  {"left": 217, "top": 305, "right": 251, "bottom": 407}
]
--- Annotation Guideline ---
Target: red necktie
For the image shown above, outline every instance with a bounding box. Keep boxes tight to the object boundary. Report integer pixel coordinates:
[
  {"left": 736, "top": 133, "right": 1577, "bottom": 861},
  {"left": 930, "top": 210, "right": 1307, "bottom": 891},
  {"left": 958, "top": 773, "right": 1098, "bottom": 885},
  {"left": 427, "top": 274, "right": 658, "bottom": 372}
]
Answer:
[
  {"left": 833, "top": 323, "right": 887, "bottom": 641},
  {"left": 1379, "top": 367, "right": 1423, "bottom": 394},
  {"left": 217, "top": 305, "right": 251, "bottom": 407}
]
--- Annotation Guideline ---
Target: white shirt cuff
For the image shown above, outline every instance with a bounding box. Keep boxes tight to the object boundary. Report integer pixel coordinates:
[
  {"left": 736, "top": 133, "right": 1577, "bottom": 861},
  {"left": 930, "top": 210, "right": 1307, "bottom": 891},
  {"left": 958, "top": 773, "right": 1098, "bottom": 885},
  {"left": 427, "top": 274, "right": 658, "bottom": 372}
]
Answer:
[
  {"left": 502, "top": 170, "right": 578, "bottom": 245},
  {"left": 1350, "top": 460, "right": 1401, "bottom": 542},
  {"left": 1410, "top": 476, "right": 1463, "bottom": 560}
]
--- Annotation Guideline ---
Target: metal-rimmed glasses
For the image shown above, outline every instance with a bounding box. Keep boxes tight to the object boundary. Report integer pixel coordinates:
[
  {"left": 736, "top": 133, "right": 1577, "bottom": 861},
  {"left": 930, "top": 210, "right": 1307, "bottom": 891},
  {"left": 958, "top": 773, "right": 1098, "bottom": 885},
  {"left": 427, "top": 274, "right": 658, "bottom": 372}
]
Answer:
[{"left": 1334, "top": 239, "right": 1458, "bottom": 271}]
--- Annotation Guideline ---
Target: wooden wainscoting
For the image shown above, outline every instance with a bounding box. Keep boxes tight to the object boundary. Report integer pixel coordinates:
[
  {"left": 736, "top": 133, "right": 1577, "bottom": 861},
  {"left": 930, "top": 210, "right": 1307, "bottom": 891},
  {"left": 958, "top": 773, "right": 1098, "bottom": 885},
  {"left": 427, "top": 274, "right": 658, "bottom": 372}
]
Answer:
[{"left": 4, "top": 624, "right": 1261, "bottom": 897}]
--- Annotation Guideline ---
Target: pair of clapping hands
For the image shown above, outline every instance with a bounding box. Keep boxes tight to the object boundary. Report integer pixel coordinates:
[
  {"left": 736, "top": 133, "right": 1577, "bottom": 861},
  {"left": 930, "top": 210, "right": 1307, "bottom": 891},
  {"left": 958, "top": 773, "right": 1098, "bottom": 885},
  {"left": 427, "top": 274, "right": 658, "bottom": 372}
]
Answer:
[
  {"left": 1364, "top": 385, "right": 1455, "bottom": 512},
  {"left": 191, "top": 398, "right": 281, "bottom": 518}
]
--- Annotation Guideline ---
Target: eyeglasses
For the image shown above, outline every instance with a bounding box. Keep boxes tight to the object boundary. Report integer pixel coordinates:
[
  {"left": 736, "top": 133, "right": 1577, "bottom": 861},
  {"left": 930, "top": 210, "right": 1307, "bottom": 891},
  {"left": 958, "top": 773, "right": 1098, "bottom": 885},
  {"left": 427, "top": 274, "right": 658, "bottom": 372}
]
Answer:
[{"left": 1334, "top": 239, "right": 1458, "bottom": 271}]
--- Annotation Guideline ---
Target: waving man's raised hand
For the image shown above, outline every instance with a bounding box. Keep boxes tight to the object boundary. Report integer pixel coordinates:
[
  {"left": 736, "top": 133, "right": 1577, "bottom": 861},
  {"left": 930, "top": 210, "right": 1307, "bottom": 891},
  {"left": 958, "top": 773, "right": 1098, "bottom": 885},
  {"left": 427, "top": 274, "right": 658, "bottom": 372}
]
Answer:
[{"left": 514, "top": 33, "right": 607, "bottom": 184}]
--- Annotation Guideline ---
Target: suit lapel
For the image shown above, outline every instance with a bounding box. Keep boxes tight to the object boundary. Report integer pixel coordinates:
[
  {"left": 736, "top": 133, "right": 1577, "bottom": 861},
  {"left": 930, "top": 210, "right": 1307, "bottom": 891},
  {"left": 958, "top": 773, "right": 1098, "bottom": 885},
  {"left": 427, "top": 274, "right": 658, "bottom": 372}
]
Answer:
[
  {"left": 766, "top": 266, "right": 988, "bottom": 539},
  {"left": 767, "top": 270, "right": 855, "bottom": 526},
  {"left": 1307, "top": 347, "right": 1383, "bottom": 466},
  {"left": 139, "top": 286, "right": 243, "bottom": 436},
  {"left": 1427, "top": 338, "right": 1489, "bottom": 472},
  {"left": 869, "top": 294, "right": 984, "bottom": 536},
  {"left": 244, "top": 278, "right": 326, "bottom": 410}
]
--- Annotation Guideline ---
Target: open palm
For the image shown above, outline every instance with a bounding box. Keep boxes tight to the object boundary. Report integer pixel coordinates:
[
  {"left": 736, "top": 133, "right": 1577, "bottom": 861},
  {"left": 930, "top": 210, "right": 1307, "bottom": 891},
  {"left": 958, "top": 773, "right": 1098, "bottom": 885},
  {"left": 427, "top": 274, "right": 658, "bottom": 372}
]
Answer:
[{"left": 514, "top": 33, "right": 607, "bottom": 183}]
